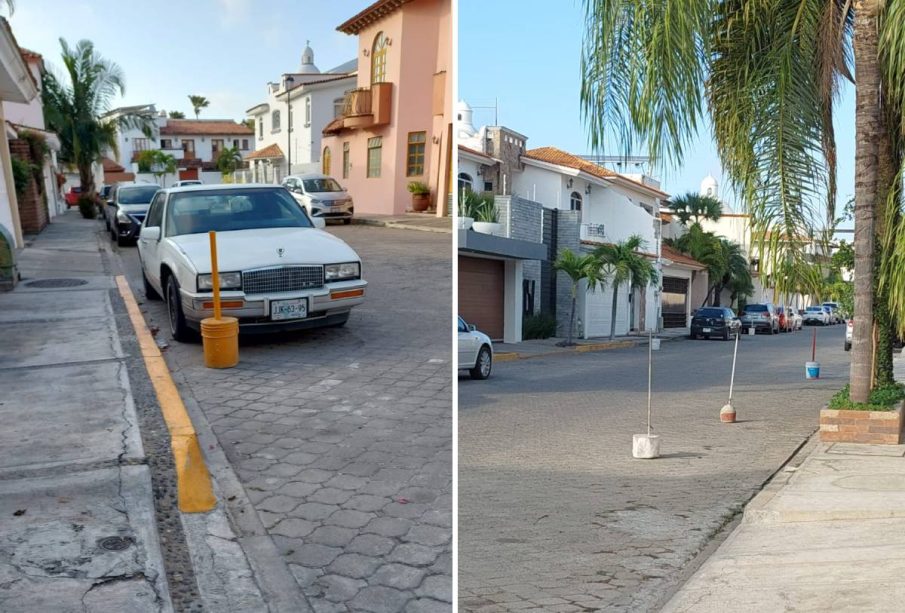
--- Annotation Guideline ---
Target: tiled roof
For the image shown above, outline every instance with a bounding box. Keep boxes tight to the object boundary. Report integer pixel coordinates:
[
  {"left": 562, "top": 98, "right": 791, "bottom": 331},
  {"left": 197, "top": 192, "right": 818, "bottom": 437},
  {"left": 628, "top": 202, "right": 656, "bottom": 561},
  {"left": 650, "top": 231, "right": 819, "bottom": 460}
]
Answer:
[
  {"left": 458, "top": 144, "right": 495, "bottom": 162},
  {"left": 661, "top": 244, "right": 707, "bottom": 270},
  {"left": 523, "top": 147, "right": 617, "bottom": 181},
  {"left": 160, "top": 119, "right": 253, "bottom": 136},
  {"left": 19, "top": 47, "right": 41, "bottom": 61},
  {"left": 245, "top": 143, "right": 284, "bottom": 160},
  {"left": 102, "top": 157, "right": 126, "bottom": 172},
  {"left": 337, "top": 0, "right": 413, "bottom": 34},
  {"left": 322, "top": 117, "right": 345, "bottom": 136}
]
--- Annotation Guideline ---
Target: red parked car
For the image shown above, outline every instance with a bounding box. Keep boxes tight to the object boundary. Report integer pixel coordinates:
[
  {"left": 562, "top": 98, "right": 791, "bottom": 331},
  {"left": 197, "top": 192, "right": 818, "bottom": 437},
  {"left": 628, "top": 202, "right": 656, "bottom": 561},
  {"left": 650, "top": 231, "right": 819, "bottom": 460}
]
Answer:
[{"left": 64, "top": 186, "right": 82, "bottom": 207}]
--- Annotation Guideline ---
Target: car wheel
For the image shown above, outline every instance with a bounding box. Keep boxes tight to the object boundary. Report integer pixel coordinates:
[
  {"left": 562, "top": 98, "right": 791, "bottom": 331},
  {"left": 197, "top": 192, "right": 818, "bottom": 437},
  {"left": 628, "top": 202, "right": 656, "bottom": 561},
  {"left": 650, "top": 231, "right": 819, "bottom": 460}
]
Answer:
[
  {"left": 165, "top": 275, "right": 191, "bottom": 342},
  {"left": 469, "top": 346, "right": 492, "bottom": 380},
  {"left": 142, "top": 268, "right": 161, "bottom": 301},
  {"left": 689, "top": 332, "right": 697, "bottom": 340},
  {"left": 844, "top": 341, "right": 852, "bottom": 352},
  {"left": 723, "top": 328, "right": 730, "bottom": 341}
]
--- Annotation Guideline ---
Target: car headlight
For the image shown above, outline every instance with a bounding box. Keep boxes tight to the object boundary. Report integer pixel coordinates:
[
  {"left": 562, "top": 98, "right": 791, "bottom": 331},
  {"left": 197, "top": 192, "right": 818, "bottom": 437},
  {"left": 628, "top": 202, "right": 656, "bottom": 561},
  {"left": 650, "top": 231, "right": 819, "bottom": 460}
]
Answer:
[
  {"left": 324, "top": 262, "right": 360, "bottom": 281},
  {"left": 309, "top": 199, "right": 323, "bottom": 205},
  {"left": 116, "top": 209, "right": 131, "bottom": 223},
  {"left": 197, "top": 272, "right": 242, "bottom": 291}
]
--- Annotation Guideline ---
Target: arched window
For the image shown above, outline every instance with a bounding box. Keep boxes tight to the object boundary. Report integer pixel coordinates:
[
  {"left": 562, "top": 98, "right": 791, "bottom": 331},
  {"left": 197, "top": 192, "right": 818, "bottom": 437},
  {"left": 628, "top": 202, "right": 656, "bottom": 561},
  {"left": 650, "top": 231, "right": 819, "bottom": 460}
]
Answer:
[
  {"left": 570, "top": 191, "right": 582, "bottom": 211},
  {"left": 322, "top": 147, "right": 332, "bottom": 175},
  {"left": 371, "top": 32, "right": 388, "bottom": 84},
  {"left": 458, "top": 172, "right": 473, "bottom": 193},
  {"left": 305, "top": 97, "right": 311, "bottom": 127},
  {"left": 271, "top": 110, "right": 281, "bottom": 132}
]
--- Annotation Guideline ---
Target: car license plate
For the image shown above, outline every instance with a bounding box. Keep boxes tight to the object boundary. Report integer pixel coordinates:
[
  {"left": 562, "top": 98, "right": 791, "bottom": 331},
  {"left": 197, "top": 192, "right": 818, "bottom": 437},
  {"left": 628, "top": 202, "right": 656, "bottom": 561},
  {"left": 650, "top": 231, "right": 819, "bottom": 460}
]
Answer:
[
  {"left": 703, "top": 327, "right": 711, "bottom": 333},
  {"left": 270, "top": 298, "right": 307, "bottom": 321}
]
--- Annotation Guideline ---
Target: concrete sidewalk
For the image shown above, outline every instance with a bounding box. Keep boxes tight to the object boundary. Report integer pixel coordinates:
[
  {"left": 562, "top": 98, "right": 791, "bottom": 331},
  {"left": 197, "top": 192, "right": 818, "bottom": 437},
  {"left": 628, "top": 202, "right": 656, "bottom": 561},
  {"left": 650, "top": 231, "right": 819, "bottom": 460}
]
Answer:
[
  {"left": 0, "top": 213, "right": 268, "bottom": 612},
  {"left": 663, "top": 434, "right": 905, "bottom": 611},
  {"left": 494, "top": 327, "right": 690, "bottom": 361},
  {"left": 352, "top": 212, "right": 451, "bottom": 233}
]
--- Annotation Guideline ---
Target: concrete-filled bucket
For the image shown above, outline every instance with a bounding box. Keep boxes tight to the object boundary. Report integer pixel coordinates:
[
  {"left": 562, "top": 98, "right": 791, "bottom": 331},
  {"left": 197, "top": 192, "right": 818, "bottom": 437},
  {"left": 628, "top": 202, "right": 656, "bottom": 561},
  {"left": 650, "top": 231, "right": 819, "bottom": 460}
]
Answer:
[
  {"left": 651, "top": 338, "right": 661, "bottom": 351},
  {"left": 633, "top": 434, "right": 661, "bottom": 459},
  {"left": 201, "top": 316, "right": 239, "bottom": 368},
  {"left": 805, "top": 360, "right": 820, "bottom": 379},
  {"left": 748, "top": 327, "right": 756, "bottom": 336}
]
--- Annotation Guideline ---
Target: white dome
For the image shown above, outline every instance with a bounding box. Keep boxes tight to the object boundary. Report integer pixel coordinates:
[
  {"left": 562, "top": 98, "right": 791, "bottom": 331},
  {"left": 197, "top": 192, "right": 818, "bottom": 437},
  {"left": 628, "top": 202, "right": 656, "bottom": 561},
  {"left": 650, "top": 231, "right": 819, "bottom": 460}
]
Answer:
[
  {"left": 456, "top": 99, "right": 476, "bottom": 139},
  {"left": 700, "top": 174, "right": 718, "bottom": 198},
  {"left": 299, "top": 41, "right": 320, "bottom": 74}
]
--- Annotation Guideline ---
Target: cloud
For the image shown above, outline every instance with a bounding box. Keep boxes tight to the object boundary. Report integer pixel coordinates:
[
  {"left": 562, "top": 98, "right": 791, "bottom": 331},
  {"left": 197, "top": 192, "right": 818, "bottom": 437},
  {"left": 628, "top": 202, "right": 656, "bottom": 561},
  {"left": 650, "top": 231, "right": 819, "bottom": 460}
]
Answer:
[{"left": 216, "top": 0, "right": 251, "bottom": 26}]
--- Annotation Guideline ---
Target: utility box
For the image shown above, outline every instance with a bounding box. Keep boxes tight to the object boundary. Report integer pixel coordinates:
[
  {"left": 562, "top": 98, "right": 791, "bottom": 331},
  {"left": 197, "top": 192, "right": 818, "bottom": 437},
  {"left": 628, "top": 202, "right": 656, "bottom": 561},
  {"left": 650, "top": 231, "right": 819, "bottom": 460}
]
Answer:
[{"left": 0, "top": 223, "right": 17, "bottom": 291}]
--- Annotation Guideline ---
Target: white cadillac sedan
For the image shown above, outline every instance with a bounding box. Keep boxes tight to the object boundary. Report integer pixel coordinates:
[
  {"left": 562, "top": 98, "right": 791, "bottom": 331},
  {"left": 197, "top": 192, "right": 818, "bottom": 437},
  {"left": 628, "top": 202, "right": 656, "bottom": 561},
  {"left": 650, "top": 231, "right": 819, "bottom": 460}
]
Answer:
[
  {"left": 137, "top": 184, "right": 366, "bottom": 341},
  {"left": 458, "top": 316, "right": 493, "bottom": 379}
]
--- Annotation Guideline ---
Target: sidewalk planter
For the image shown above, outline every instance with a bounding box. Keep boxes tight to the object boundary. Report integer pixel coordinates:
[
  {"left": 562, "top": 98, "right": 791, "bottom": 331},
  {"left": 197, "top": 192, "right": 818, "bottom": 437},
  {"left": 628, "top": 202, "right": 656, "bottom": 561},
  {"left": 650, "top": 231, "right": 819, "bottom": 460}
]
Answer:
[
  {"left": 819, "top": 401, "right": 905, "bottom": 445},
  {"left": 457, "top": 216, "right": 474, "bottom": 230},
  {"left": 472, "top": 221, "right": 502, "bottom": 236}
]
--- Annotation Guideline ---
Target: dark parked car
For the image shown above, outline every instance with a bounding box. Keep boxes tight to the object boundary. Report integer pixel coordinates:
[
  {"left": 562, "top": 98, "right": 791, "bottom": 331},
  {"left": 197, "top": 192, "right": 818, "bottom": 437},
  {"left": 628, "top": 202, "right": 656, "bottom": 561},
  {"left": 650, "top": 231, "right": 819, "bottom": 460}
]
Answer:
[
  {"left": 739, "top": 303, "right": 779, "bottom": 334},
  {"left": 105, "top": 182, "right": 160, "bottom": 246},
  {"left": 690, "top": 307, "right": 741, "bottom": 340}
]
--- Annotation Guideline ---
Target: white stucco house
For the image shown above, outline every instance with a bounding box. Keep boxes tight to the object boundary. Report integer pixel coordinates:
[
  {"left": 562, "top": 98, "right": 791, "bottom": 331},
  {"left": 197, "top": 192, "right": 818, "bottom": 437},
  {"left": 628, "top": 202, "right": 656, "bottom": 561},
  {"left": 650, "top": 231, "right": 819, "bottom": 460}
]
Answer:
[
  {"left": 245, "top": 43, "right": 356, "bottom": 183},
  {"left": 102, "top": 105, "right": 254, "bottom": 184}
]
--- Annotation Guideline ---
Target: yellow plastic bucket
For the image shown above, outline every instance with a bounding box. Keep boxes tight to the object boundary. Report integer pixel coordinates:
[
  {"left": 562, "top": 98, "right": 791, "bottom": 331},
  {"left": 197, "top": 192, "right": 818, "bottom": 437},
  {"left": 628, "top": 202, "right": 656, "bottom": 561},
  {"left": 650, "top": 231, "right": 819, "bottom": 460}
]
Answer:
[{"left": 201, "top": 316, "right": 239, "bottom": 368}]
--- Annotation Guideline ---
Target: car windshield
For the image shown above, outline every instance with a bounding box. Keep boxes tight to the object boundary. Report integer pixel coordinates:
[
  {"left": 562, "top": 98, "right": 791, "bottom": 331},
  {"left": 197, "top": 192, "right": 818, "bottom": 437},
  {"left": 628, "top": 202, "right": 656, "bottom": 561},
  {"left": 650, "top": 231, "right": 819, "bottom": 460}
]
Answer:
[
  {"left": 165, "top": 188, "right": 313, "bottom": 236},
  {"left": 302, "top": 178, "right": 343, "bottom": 192},
  {"left": 119, "top": 185, "right": 159, "bottom": 204},
  {"left": 695, "top": 308, "right": 725, "bottom": 318},
  {"left": 806, "top": 306, "right": 823, "bottom": 312},
  {"left": 744, "top": 304, "right": 768, "bottom": 313}
]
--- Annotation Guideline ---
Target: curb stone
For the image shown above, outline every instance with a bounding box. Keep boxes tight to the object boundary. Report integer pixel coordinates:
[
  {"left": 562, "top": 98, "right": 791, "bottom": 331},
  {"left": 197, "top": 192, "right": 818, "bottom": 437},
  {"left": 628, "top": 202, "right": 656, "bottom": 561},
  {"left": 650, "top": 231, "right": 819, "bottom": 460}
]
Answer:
[{"left": 496, "top": 334, "right": 687, "bottom": 362}]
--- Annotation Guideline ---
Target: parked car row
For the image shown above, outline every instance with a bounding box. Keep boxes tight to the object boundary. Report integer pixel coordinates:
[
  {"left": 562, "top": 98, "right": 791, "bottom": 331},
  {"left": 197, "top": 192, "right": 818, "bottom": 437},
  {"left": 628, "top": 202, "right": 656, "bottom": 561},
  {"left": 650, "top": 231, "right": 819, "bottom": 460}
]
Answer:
[
  {"left": 92, "top": 180, "right": 367, "bottom": 342},
  {"left": 689, "top": 301, "right": 843, "bottom": 341}
]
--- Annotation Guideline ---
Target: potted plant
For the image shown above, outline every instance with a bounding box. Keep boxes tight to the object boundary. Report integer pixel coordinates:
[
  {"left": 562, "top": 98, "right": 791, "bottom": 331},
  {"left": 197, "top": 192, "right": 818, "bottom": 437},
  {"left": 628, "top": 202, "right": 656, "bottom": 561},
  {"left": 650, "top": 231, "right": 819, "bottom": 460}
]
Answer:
[
  {"left": 457, "top": 189, "right": 481, "bottom": 230},
  {"left": 471, "top": 194, "right": 502, "bottom": 236},
  {"left": 407, "top": 181, "right": 431, "bottom": 212}
]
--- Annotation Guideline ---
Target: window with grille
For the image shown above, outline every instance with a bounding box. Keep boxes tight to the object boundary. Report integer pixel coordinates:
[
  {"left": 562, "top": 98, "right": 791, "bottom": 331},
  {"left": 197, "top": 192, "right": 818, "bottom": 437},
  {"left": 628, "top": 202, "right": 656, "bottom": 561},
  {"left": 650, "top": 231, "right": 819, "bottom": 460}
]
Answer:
[
  {"left": 570, "top": 191, "right": 583, "bottom": 211},
  {"left": 406, "top": 131, "right": 426, "bottom": 176},
  {"left": 342, "top": 142, "right": 350, "bottom": 179},
  {"left": 322, "top": 147, "right": 331, "bottom": 175},
  {"left": 271, "top": 110, "right": 281, "bottom": 132},
  {"left": 367, "top": 137, "right": 382, "bottom": 178},
  {"left": 133, "top": 138, "right": 150, "bottom": 152}
]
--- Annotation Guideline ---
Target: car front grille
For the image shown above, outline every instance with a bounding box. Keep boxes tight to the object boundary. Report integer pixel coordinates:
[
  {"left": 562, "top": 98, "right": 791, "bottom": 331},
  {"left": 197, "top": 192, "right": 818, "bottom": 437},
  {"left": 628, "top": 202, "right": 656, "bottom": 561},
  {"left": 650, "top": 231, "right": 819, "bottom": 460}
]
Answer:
[{"left": 242, "top": 265, "right": 324, "bottom": 295}]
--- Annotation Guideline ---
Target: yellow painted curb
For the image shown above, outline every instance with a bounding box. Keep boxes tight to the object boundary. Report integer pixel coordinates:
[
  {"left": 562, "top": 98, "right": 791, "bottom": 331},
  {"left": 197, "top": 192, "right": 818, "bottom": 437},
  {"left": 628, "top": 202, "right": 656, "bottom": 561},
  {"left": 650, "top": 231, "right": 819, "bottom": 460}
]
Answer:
[
  {"left": 116, "top": 276, "right": 216, "bottom": 513},
  {"left": 576, "top": 341, "right": 634, "bottom": 352},
  {"left": 494, "top": 352, "right": 520, "bottom": 363}
]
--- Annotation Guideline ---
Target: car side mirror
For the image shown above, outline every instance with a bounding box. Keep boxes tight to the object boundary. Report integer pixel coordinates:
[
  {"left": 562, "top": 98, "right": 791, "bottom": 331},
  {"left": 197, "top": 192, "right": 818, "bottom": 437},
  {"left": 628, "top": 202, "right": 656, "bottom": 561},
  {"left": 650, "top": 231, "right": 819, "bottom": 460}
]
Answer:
[
  {"left": 468, "top": 324, "right": 476, "bottom": 332},
  {"left": 106, "top": 199, "right": 114, "bottom": 205},
  {"left": 140, "top": 226, "right": 161, "bottom": 241},
  {"left": 312, "top": 218, "right": 326, "bottom": 229}
]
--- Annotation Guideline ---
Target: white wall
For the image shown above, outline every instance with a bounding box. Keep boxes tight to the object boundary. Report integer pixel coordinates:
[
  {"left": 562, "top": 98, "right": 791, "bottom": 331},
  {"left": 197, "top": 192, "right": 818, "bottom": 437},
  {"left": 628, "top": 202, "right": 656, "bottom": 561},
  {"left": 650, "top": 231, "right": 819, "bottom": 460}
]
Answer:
[{"left": 2, "top": 60, "right": 44, "bottom": 128}]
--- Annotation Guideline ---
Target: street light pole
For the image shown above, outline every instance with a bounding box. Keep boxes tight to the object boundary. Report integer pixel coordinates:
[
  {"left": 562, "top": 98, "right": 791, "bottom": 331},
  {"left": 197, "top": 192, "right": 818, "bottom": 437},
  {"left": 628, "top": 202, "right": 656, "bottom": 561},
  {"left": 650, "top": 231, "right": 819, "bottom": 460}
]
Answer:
[{"left": 285, "top": 76, "right": 294, "bottom": 179}]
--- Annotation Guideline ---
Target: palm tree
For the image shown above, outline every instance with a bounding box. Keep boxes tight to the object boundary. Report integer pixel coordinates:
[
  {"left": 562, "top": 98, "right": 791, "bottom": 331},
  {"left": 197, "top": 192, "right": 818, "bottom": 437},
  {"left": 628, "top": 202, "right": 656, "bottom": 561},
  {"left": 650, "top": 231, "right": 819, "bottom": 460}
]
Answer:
[
  {"left": 168, "top": 110, "right": 185, "bottom": 119},
  {"left": 217, "top": 146, "right": 242, "bottom": 175},
  {"left": 579, "top": 0, "right": 897, "bottom": 402},
  {"left": 593, "top": 235, "right": 656, "bottom": 341},
  {"left": 553, "top": 248, "right": 606, "bottom": 346},
  {"left": 42, "top": 38, "right": 152, "bottom": 197},
  {"left": 188, "top": 95, "right": 209, "bottom": 119},
  {"left": 669, "top": 192, "right": 723, "bottom": 227}
]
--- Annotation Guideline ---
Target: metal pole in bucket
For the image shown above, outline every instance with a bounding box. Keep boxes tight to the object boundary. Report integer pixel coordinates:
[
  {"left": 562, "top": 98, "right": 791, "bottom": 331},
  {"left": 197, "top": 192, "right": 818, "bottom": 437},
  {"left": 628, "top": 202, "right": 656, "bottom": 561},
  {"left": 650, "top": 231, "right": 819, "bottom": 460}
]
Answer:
[
  {"left": 806, "top": 327, "right": 820, "bottom": 379},
  {"left": 633, "top": 330, "right": 661, "bottom": 458},
  {"left": 201, "top": 231, "right": 239, "bottom": 368},
  {"left": 721, "top": 328, "right": 739, "bottom": 422}
]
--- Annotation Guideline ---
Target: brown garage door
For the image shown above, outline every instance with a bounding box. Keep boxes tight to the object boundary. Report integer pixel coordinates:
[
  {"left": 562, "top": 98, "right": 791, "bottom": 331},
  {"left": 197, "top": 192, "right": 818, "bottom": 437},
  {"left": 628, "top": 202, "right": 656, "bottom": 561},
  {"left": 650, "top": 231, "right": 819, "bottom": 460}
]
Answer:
[{"left": 459, "top": 256, "right": 504, "bottom": 340}]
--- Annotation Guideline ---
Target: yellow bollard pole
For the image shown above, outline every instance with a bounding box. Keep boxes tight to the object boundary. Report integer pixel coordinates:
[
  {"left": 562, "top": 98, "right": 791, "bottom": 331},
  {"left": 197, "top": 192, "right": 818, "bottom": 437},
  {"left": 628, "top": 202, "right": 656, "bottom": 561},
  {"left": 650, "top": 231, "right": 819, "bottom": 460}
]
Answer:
[
  {"left": 201, "top": 230, "right": 239, "bottom": 368},
  {"left": 209, "top": 231, "right": 221, "bottom": 321}
]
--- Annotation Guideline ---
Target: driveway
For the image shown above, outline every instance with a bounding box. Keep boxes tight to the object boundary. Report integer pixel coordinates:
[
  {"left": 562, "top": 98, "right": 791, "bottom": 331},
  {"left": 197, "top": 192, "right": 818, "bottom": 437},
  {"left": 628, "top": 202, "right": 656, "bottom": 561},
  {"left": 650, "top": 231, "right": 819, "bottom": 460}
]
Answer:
[
  {"left": 116, "top": 224, "right": 452, "bottom": 612},
  {"left": 459, "top": 326, "right": 849, "bottom": 612}
]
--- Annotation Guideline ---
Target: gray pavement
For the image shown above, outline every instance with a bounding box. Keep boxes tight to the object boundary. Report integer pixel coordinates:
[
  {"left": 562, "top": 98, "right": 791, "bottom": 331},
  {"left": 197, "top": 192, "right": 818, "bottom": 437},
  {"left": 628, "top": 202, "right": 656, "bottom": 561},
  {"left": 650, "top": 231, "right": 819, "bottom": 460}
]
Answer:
[
  {"left": 0, "top": 214, "right": 172, "bottom": 612},
  {"left": 458, "top": 325, "right": 851, "bottom": 612},
  {"left": 116, "top": 223, "right": 452, "bottom": 612}
]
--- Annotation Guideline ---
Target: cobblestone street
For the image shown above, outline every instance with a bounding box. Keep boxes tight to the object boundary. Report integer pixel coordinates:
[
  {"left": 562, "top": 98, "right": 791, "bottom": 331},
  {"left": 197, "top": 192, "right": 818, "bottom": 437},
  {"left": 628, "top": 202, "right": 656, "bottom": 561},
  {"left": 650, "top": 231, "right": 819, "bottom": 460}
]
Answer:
[
  {"left": 119, "top": 225, "right": 452, "bottom": 612},
  {"left": 459, "top": 328, "right": 850, "bottom": 612}
]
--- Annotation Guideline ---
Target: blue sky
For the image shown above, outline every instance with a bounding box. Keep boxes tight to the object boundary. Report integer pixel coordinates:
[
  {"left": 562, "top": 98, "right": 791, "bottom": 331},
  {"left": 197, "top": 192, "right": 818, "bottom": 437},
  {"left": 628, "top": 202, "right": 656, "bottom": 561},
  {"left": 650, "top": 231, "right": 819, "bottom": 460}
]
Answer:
[
  {"left": 459, "top": 0, "right": 856, "bottom": 225},
  {"left": 9, "top": 0, "right": 363, "bottom": 121}
]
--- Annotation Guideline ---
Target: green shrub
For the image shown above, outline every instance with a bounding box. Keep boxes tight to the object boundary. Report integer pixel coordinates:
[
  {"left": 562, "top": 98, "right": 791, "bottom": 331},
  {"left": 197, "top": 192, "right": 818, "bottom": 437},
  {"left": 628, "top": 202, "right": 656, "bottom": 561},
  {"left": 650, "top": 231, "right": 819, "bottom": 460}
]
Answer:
[
  {"left": 10, "top": 156, "right": 34, "bottom": 197},
  {"left": 77, "top": 194, "right": 97, "bottom": 219},
  {"left": 523, "top": 312, "right": 557, "bottom": 340},
  {"left": 407, "top": 181, "right": 430, "bottom": 195},
  {"left": 828, "top": 383, "right": 905, "bottom": 412}
]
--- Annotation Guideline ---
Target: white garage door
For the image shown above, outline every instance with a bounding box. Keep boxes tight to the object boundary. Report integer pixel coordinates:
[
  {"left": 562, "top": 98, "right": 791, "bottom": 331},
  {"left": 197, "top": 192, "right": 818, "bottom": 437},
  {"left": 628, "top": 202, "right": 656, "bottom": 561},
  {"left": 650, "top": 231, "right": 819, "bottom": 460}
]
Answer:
[{"left": 585, "top": 283, "right": 629, "bottom": 338}]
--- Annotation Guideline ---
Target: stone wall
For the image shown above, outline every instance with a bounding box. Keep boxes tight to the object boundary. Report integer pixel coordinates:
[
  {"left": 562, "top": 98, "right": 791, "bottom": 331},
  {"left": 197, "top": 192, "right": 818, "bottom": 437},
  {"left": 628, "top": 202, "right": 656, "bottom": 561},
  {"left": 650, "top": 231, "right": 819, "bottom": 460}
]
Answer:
[
  {"left": 10, "top": 139, "right": 48, "bottom": 234},
  {"left": 496, "top": 195, "right": 545, "bottom": 317}
]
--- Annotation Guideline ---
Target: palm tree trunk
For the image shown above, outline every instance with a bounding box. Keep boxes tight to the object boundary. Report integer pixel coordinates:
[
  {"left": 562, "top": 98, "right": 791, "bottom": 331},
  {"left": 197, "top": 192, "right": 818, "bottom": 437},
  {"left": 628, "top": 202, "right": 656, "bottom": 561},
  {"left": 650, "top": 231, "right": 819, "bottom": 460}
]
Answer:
[
  {"left": 568, "top": 293, "right": 576, "bottom": 346},
  {"left": 609, "top": 282, "right": 619, "bottom": 341},
  {"left": 850, "top": 0, "right": 882, "bottom": 403},
  {"left": 78, "top": 161, "right": 95, "bottom": 197}
]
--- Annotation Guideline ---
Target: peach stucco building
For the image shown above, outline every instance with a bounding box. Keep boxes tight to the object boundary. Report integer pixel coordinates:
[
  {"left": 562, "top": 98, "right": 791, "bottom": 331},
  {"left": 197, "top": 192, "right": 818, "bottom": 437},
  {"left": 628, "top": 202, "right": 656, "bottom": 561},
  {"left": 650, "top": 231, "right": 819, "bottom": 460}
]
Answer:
[{"left": 322, "top": 0, "right": 452, "bottom": 217}]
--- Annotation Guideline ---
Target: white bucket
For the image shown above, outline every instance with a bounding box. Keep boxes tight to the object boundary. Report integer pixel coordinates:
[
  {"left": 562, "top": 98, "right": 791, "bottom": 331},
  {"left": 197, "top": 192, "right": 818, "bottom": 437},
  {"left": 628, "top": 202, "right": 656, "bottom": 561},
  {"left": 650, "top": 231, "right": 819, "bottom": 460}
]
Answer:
[
  {"left": 805, "top": 361, "right": 820, "bottom": 379},
  {"left": 632, "top": 434, "right": 661, "bottom": 459},
  {"left": 748, "top": 327, "right": 756, "bottom": 336},
  {"left": 651, "top": 338, "right": 661, "bottom": 351}
]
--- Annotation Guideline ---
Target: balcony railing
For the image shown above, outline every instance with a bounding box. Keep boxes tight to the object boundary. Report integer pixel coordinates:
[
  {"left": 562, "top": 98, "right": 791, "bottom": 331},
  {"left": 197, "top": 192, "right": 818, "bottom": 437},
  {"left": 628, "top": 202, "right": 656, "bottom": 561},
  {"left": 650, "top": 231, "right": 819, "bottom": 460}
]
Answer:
[
  {"left": 580, "top": 223, "right": 607, "bottom": 243},
  {"left": 342, "top": 88, "right": 372, "bottom": 117}
]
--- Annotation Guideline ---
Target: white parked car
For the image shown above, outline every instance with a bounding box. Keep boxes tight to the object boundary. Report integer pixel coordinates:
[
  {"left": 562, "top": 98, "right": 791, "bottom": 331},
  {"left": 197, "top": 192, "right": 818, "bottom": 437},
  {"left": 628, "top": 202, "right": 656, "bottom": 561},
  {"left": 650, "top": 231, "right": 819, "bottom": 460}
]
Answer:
[
  {"left": 282, "top": 173, "right": 354, "bottom": 224},
  {"left": 803, "top": 305, "right": 830, "bottom": 326},
  {"left": 822, "top": 302, "right": 841, "bottom": 324},
  {"left": 458, "top": 316, "right": 493, "bottom": 380},
  {"left": 786, "top": 306, "right": 803, "bottom": 330},
  {"left": 173, "top": 180, "right": 202, "bottom": 187},
  {"left": 137, "top": 184, "right": 366, "bottom": 341}
]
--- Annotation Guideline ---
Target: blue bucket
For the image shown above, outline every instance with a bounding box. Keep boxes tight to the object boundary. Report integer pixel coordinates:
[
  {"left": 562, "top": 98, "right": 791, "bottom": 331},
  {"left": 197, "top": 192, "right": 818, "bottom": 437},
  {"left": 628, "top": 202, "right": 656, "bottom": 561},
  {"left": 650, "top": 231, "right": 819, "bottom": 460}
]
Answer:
[{"left": 805, "top": 361, "right": 820, "bottom": 379}]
